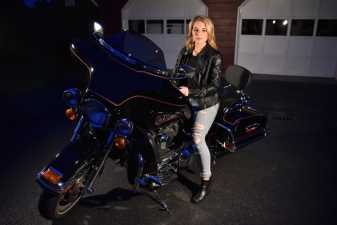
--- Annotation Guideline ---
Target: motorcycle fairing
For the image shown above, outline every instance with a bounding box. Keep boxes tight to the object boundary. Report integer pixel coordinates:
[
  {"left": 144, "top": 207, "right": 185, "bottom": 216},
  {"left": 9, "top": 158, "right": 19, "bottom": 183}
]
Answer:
[{"left": 71, "top": 33, "right": 186, "bottom": 109}]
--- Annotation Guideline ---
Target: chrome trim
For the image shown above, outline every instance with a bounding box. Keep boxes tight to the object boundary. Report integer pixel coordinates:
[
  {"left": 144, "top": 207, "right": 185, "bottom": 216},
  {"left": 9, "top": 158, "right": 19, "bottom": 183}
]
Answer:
[
  {"left": 85, "top": 148, "right": 111, "bottom": 193},
  {"left": 214, "top": 122, "right": 236, "bottom": 149},
  {"left": 71, "top": 116, "right": 84, "bottom": 142}
]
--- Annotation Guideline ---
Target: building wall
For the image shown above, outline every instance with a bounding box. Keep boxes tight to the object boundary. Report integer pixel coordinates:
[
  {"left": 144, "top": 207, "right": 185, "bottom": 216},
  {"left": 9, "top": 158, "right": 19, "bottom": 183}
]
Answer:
[{"left": 203, "top": 0, "right": 244, "bottom": 68}]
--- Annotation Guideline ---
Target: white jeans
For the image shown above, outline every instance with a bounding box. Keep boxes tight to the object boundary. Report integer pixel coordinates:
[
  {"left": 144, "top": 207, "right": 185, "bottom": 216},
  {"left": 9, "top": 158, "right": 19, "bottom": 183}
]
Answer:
[{"left": 192, "top": 103, "right": 219, "bottom": 180}]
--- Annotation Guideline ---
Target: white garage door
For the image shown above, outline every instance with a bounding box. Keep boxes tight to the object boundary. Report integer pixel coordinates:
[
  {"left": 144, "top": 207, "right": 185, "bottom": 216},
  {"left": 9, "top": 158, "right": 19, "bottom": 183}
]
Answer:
[
  {"left": 122, "top": 0, "right": 207, "bottom": 69},
  {"left": 235, "top": 0, "right": 337, "bottom": 78}
]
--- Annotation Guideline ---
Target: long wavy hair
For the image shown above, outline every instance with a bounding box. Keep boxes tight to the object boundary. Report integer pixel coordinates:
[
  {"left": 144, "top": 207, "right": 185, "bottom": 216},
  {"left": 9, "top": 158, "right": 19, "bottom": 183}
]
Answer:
[{"left": 185, "top": 15, "right": 218, "bottom": 51}]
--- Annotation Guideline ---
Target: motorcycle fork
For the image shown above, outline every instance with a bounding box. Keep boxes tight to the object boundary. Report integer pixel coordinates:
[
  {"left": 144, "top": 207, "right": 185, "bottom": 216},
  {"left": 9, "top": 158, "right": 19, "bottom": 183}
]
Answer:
[
  {"left": 71, "top": 116, "right": 84, "bottom": 143},
  {"left": 85, "top": 148, "right": 111, "bottom": 194},
  {"left": 84, "top": 130, "right": 115, "bottom": 194}
]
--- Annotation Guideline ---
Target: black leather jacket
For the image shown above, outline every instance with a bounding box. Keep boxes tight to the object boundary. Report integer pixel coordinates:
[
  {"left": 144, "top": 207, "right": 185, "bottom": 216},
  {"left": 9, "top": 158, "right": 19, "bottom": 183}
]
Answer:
[{"left": 173, "top": 43, "right": 223, "bottom": 110}]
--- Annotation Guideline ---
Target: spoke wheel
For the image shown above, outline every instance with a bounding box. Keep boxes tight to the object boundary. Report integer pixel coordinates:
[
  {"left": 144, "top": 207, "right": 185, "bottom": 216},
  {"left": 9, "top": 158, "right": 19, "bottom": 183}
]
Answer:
[{"left": 38, "top": 164, "right": 91, "bottom": 220}]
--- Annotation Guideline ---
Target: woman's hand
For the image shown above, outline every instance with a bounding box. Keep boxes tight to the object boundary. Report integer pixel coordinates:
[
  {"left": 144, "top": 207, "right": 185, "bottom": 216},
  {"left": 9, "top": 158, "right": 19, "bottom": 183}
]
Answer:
[{"left": 179, "top": 86, "right": 189, "bottom": 96}]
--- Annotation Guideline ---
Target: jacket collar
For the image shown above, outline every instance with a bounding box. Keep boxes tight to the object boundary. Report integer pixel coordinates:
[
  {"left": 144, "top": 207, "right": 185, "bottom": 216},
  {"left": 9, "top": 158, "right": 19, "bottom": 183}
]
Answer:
[
  {"left": 185, "top": 43, "right": 211, "bottom": 57},
  {"left": 184, "top": 42, "right": 210, "bottom": 54}
]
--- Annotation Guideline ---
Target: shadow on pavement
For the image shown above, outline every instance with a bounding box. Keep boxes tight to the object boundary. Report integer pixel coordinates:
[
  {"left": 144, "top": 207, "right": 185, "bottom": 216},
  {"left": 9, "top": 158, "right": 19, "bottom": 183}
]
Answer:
[{"left": 79, "top": 187, "right": 141, "bottom": 209}]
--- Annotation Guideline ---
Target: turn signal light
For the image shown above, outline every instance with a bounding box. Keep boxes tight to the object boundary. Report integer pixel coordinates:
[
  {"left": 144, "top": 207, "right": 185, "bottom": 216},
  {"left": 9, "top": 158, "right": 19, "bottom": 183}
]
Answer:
[
  {"left": 41, "top": 168, "right": 62, "bottom": 184},
  {"left": 65, "top": 108, "right": 77, "bottom": 121},
  {"left": 114, "top": 136, "right": 127, "bottom": 151}
]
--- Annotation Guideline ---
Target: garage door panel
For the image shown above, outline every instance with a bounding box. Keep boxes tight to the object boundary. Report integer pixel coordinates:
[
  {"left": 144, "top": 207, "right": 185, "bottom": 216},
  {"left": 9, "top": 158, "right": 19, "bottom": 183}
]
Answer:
[
  {"left": 288, "top": 38, "right": 313, "bottom": 57},
  {"left": 238, "top": 53, "right": 260, "bottom": 72},
  {"left": 292, "top": 0, "right": 318, "bottom": 18},
  {"left": 263, "top": 38, "right": 288, "bottom": 55},
  {"left": 162, "top": 1, "right": 185, "bottom": 18},
  {"left": 310, "top": 57, "right": 336, "bottom": 77},
  {"left": 267, "top": 0, "right": 292, "bottom": 18},
  {"left": 285, "top": 56, "right": 311, "bottom": 75},
  {"left": 319, "top": 0, "right": 337, "bottom": 18},
  {"left": 146, "top": 35, "right": 167, "bottom": 49},
  {"left": 127, "top": 0, "right": 150, "bottom": 18},
  {"left": 312, "top": 38, "right": 337, "bottom": 57},
  {"left": 260, "top": 55, "right": 286, "bottom": 74},
  {"left": 166, "top": 36, "right": 186, "bottom": 68},
  {"left": 241, "top": 0, "right": 269, "bottom": 18},
  {"left": 239, "top": 36, "right": 265, "bottom": 54}
]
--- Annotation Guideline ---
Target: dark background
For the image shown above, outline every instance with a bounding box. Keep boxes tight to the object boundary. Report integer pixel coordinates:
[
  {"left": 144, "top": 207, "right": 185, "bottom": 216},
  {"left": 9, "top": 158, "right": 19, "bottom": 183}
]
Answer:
[
  {"left": 0, "top": 1, "right": 105, "bottom": 186},
  {"left": 0, "top": 1, "right": 102, "bottom": 96}
]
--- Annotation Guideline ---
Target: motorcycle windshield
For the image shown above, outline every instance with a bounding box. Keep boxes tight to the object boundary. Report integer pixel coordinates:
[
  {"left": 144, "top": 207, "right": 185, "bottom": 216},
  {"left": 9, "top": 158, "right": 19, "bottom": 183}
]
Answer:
[
  {"left": 104, "top": 32, "right": 167, "bottom": 70},
  {"left": 71, "top": 32, "right": 184, "bottom": 107}
]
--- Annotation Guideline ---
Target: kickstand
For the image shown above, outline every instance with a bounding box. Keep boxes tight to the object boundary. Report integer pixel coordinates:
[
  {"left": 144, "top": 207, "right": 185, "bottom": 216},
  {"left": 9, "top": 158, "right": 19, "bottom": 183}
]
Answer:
[{"left": 143, "top": 189, "right": 172, "bottom": 215}]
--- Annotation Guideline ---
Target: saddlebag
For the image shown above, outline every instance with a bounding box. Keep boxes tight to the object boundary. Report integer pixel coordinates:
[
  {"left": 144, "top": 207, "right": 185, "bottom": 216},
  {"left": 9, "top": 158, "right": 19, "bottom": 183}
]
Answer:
[{"left": 214, "top": 106, "right": 267, "bottom": 152}]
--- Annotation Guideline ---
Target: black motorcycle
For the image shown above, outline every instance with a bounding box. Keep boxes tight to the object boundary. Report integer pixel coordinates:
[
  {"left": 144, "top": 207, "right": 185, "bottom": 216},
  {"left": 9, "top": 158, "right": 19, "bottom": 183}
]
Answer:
[{"left": 36, "top": 24, "right": 268, "bottom": 219}]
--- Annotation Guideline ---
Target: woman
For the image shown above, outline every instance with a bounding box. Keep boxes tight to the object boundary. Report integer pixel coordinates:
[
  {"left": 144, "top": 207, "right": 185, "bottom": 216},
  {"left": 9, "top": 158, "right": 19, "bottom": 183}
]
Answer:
[{"left": 174, "top": 15, "right": 223, "bottom": 203}]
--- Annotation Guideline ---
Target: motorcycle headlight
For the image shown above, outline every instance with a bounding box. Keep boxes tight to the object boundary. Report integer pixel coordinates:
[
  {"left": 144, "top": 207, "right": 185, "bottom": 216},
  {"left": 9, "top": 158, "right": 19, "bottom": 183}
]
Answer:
[{"left": 81, "top": 98, "right": 110, "bottom": 128}]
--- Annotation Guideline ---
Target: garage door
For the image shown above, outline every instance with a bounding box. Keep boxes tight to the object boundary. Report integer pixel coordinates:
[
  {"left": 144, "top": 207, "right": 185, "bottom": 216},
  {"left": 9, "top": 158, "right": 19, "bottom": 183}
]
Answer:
[
  {"left": 235, "top": 0, "right": 337, "bottom": 78},
  {"left": 122, "top": 0, "right": 207, "bottom": 69}
]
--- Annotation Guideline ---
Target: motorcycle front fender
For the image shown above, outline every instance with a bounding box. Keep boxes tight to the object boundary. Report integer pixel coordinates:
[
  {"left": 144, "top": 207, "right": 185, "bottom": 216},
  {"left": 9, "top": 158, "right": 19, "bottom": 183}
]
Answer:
[{"left": 36, "top": 141, "right": 92, "bottom": 194}]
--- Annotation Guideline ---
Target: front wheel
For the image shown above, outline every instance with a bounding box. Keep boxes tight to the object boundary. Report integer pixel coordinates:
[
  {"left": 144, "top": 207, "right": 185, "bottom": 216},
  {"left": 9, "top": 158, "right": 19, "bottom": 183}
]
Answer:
[{"left": 38, "top": 164, "right": 91, "bottom": 219}]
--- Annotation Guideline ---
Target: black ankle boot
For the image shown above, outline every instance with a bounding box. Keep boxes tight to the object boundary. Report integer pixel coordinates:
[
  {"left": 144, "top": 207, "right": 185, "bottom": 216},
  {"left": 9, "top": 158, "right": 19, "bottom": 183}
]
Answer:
[{"left": 191, "top": 177, "right": 212, "bottom": 203}]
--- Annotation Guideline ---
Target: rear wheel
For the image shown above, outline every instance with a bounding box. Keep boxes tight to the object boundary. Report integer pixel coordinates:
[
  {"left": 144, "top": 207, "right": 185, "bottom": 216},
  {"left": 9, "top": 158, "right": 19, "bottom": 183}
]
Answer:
[{"left": 38, "top": 164, "right": 91, "bottom": 220}]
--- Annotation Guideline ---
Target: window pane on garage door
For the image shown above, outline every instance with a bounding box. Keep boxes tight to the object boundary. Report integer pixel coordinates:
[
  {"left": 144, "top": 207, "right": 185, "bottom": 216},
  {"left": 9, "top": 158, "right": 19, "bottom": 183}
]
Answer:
[
  {"left": 167, "top": 20, "right": 184, "bottom": 34},
  {"left": 317, "top": 20, "right": 337, "bottom": 36},
  {"left": 266, "top": 19, "right": 288, "bottom": 35},
  {"left": 291, "top": 19, "right": 314, "bottom": 36},
  {"left": 129, "top": 20, "right": 145, "bottom": 34},
  {"left": 241, "top": 19, "right": 263, "bottom": 35},
  {"left": 147, "top": 20, "right": 164, "bottom": 34}
]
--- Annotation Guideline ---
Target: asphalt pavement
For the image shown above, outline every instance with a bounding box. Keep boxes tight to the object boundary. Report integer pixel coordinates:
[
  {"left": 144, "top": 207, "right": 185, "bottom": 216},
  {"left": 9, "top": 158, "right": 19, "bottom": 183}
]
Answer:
[{"left": 0, "top": 75, "right": 336, "bottom": 225}]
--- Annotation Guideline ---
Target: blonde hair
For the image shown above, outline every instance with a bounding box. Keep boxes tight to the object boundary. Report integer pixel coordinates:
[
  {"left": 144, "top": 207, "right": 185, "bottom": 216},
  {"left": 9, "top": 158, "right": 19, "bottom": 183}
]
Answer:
[{"left": 186, "top": 15, "right": 218, "bottom": 51}]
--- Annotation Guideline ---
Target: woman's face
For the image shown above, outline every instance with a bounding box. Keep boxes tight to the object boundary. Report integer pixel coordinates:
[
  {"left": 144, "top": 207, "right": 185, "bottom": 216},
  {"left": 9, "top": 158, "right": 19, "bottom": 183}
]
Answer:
[{"left": 192, "top": 21, "right": 208, "bottom": 46}]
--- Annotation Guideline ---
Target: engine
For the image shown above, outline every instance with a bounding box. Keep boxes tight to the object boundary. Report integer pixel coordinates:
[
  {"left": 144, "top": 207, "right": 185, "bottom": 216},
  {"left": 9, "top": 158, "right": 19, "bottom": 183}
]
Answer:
[
  {"left": 128, "top": 112, "right": 187, "bottom": 188},
  {"left": 153, "top": 121, "right": 182, "bottom": 186}
]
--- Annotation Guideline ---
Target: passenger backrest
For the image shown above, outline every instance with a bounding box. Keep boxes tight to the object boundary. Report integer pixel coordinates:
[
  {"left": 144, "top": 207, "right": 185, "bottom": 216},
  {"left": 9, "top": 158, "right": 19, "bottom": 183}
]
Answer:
[{"left": 224, "top": 65, "right": 252, "bottom": 91}]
